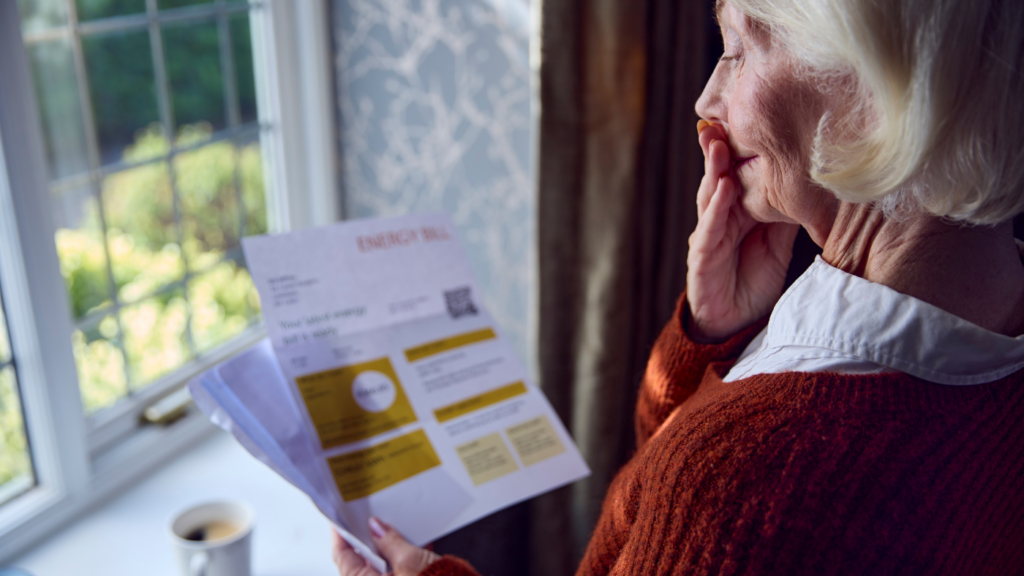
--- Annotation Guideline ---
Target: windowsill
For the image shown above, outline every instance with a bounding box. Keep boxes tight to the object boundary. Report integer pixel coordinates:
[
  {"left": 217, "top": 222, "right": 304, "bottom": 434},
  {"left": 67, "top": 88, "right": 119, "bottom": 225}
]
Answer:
[{"left": 8, "top": 431, "right": 338, "bottom": 576}]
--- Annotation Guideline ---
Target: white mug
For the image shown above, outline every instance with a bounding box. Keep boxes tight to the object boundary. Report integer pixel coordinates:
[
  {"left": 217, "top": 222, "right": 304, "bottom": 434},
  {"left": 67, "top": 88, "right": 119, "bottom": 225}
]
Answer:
[{"left": 169, "top": 501, "right": 255, "bottom": 576}]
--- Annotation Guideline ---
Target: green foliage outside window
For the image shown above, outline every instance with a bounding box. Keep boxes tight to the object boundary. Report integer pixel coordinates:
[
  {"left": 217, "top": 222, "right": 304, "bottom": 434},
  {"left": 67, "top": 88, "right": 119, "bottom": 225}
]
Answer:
[
  {"left": 0, "top": 368, "right": 31, "bottom": 488},
  {"left": 58, "top": 123, "right": 266, "bottom": 413}
]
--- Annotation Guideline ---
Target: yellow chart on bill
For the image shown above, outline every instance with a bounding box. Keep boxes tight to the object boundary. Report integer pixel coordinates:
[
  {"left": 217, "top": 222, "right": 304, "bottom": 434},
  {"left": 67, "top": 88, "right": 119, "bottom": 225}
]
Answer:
[
  {"left": 506, "top": 415, "right": 566, "bottom": 466},
  {"left": 328, "top": 429, "right": 442, "bottom": 501},
  {"left": 295, "top": 357, "right": 417, "bottom": 449},
  {"left": 405, "top": 327, "right": 497, "bottom": 362},
  {"left": 455, "top": 432, "right": 519, "bottom": 486},
  {"left": 434, "top": 381, "right": 527, "bottom": 423}
]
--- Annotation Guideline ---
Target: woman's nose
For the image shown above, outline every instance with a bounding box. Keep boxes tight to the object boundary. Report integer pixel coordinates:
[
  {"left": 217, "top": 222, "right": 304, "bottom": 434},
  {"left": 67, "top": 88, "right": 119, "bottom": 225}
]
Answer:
[{"left": 695, "top": 65, "right": 728, "bottom": 123}]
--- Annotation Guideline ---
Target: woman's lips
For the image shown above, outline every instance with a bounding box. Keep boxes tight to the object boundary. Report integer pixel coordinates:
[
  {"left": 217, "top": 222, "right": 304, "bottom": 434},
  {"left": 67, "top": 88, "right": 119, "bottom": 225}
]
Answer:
[{"left": 695, "top": 121, "right": 757, "bottom": 171}]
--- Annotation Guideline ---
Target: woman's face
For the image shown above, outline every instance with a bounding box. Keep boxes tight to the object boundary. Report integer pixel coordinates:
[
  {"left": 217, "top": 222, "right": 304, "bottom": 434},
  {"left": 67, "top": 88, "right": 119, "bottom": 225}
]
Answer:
[{"left": 695, "top": 2, "right": 838, "bottom": 244}]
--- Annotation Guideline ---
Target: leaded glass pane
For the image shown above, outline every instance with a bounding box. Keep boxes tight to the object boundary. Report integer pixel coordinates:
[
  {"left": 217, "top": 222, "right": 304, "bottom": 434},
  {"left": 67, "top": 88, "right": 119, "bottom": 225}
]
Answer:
[
  {"left": 53, "top": 185, "right": 114, "bottom": 318},
  {"left": 0, "top": 285, "right": 35, "bottom": 505},
  {"left": 74, "top": 315, "right": 128, "bottom": 413},
  {"left": 163, "top": 21, "right": 227, "bottom": 134},
  {"left": 17, "top": 0, "right": 69, "bottom": 35},
  {"left": 26, "top": 39, "right": 90, "bottom": 179},
  {"left": 76, "top": 0, "right": 145, "bottom": 22},
  {"left": 82, "top": 29, "right": 164, "bottom": 165}
]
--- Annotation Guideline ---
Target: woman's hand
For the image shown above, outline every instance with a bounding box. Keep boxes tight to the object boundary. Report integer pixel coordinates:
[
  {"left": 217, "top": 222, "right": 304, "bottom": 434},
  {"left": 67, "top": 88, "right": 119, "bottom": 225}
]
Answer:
[
  {"left": 332, "top": 517, "right": 439, "bottom": 576},
  {"left": 686, "top": 121, "right": 799, "bottom": 342}
]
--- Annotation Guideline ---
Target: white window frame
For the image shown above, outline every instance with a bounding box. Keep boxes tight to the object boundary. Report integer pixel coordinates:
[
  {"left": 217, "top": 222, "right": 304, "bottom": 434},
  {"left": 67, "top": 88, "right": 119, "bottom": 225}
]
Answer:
[{"left": 0, "top": 0, "right": 339, "bottom": 563}]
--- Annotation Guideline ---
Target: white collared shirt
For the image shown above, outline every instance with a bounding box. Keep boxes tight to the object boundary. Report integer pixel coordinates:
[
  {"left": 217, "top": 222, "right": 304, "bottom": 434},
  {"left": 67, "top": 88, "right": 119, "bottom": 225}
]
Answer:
[{"left": 724, "top": 256, "right": 1024, "bottom": 385}]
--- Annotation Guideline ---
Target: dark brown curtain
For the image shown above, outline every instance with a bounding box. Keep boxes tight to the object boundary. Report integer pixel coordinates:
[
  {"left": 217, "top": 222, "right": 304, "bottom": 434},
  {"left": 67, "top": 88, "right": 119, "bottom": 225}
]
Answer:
[
  {"left": 529, "top": 0, "right": 711, "bottom": 573},
  {"left": 433, "top": 1, "right": 716, "bottom": 574}
]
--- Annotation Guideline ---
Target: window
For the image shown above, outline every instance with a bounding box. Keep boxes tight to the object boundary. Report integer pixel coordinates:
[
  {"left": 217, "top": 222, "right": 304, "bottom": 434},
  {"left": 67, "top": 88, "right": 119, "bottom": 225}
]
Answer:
[
  {"left": 19, "top": 0, "right": 271, "bottom": 453},
  {"left": 0, "top": 0, "right": 338, "bottom": 562}
]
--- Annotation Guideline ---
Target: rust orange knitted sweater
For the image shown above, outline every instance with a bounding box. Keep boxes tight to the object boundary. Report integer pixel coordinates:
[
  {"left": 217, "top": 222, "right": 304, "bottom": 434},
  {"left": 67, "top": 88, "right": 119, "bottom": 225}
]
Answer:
[{"left": 422, "top": 296, "right": 1024, "bottom": 575}]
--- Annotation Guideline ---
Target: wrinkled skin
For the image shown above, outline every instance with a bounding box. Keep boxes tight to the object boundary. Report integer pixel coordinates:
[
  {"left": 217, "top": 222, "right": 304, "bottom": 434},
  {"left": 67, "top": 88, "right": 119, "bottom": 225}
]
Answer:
[
  {"left": 688, "top": 2, "right": 834, "bottom": 340},
  {"left": 689, "top": 2, "right": 1024, "bottom": 339}
]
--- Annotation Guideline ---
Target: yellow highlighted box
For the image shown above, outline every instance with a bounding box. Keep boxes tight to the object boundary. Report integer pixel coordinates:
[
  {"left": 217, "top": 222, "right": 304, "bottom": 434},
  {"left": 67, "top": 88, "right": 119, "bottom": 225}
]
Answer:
[
  {"left": 295, "top": 357, "right": 417, "bottom": 449},
  {"left": 506, "top": 415, "right": 565, "bottom": 466},
  {"left": 434, "top": 381, "right": 527, "bottom": 423},
  {"left": 404, "top": 328, "right": 497, "bottom": 362},
  {"left": 328, "top": 429, "right": 442, "bottom": 501},
  {"left": 456, "top": 432, "right": 519, "bottom": 486}
]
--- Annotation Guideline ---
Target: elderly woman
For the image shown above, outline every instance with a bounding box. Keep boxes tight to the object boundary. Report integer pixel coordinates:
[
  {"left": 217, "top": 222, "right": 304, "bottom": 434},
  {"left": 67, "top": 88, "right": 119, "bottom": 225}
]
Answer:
[{"left": 334, "top": 0, "right": 1024, "bottom": 573}]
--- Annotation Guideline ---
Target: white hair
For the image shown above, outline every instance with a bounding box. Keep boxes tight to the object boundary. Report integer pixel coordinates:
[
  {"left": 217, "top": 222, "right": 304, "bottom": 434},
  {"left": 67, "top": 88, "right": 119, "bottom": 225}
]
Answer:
[{"left": 726, "top": 0, "right": 1024, "bottom": 225}]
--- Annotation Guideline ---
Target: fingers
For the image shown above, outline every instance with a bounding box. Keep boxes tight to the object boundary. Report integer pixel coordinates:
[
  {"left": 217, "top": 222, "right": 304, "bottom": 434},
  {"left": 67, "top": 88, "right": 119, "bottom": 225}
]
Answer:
[
  {"left": 368, "top": 517, "right": 440, "bottom": 576},
  {"left": 694, "top": 171, "right": 738, "bottom": 258},
  {"left": 697, "top": 140, "right": 735, "bottom": 217},
  {"left": 691, "top": 178, "right": 741, "bottom": 292},
  {"left": 697, "top": 120, "right": 727, "bottom": 159},
  {"left": 332, "top": 529, "right": 378, "bottom": 576},
  {"left": 695, "top": 119, "right": 733, "bottom": 220}
]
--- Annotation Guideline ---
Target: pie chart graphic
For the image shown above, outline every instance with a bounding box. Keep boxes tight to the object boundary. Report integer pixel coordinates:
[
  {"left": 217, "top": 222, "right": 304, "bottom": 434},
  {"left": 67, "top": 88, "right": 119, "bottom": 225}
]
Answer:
[{"left": 351, "top": 370, "right": 397, "bottom": 413}]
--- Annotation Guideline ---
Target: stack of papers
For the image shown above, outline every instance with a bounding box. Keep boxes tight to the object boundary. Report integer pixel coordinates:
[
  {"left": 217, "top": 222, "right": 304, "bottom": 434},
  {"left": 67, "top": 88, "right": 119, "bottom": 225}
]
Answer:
[{"left": 188, "top": 213, "right": 590, "bottom": 570}]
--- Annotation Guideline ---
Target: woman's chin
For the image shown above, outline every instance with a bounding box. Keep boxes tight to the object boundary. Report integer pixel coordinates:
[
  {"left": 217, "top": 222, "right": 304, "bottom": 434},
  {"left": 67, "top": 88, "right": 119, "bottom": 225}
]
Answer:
[{"left": 739, "top": 193, "right": 788, "bottom": 224}]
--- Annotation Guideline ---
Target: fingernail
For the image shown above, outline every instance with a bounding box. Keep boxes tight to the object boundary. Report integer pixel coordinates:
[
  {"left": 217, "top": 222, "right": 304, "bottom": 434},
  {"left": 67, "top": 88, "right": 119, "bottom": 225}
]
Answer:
[
  {"left": 697, "top": 119, "right": 712, "bottom": 135},
  {"left": 709, "top": 139, "right": 717, "bottom": 149},
  {"left": 368, "top": 517, "right": 387, "bottom": 539}
]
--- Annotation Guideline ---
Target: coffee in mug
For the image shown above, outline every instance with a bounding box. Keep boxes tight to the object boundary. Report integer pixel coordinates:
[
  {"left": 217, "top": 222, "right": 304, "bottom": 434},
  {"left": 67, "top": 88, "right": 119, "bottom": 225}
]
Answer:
[
  {"left": 184, "top": 521, "right": 242, "bottom": 542},
  {"left": 169, "top": 500, "right": 255, "bottom": 576}
]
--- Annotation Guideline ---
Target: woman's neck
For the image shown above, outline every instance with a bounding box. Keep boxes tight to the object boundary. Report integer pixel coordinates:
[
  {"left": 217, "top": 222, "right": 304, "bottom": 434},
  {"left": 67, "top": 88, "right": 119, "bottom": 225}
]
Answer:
[{"left": 820, "top": 203, "right": 1024, "bottom": 336}]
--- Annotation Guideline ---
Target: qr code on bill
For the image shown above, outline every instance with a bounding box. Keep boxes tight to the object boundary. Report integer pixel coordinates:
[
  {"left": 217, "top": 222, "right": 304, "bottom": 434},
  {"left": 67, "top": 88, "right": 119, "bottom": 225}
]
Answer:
[{"left": 445, "top": 286, "right": 478, "bottom": 318}]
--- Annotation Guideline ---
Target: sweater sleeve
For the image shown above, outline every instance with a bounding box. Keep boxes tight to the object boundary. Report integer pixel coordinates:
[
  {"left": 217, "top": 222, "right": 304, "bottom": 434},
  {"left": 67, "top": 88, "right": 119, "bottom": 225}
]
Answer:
[
  {"left": 419, "top": 555, "right": 482, "bottom": 576},
  {"left": 634, "top": 292, "right": 767, "bottom": 449}
]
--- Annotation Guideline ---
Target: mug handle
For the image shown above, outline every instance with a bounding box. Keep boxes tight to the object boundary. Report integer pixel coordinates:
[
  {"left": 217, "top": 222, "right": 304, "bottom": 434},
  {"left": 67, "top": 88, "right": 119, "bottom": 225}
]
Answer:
[{"left": 189, "top": 550, "right": 210, "bottom": 576}]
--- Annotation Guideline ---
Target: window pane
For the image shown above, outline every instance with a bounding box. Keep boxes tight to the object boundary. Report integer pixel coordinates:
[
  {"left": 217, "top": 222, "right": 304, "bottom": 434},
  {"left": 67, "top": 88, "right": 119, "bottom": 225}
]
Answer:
[
  {"left": 164, "top": 21, "right": 226, "bottom": 134},
  {"left": 76, "top": 0, "right": 145, "bottom": 21},
  {"left": 239, "top": 140, "right": 266, "bottom": 235},
  {"left": 230, "top": 16, "right": 257, "bottom": 124},
  {"left": 17, "top": 0, "right": 69, "bottom": 36},
  {"left": 101, "top": 160, "right": 184, "bottom": 304},
  {"left": 158, "top": 0, "right": 209, "bottom": 9},
  {"left": 27, "top": 39, "right": 90, "bottom": 180},
  {"left": 121, "top": 289, "right": 191, "bottom": 389},
  {"left": 82, "top": 30, "right": 163, "bottom": 165},
  {"left": 53, "top": 185, "right": 114, "bottom": 319},
  {"left": 175, "top": 138, "right": 241, "bottom": 267},
  {"left": 73, "top": 316, "right": 128, "bottom": 414},
  {"left": 0, "top": 366, "right": 34, "bottom": 506},
  {"left": 188, "top": 261, "right": 259, "bottom": 353},
  {"left": 0, "top": 284, "right": 34, "bottom": 504},
  {"left": 0, "top": 300, "right": 9, "bottom": 363}
]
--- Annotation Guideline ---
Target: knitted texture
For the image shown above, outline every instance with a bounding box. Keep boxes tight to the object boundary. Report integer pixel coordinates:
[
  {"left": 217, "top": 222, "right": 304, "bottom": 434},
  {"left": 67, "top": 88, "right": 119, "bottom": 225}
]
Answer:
[
  {"left": 420, "top": 556, "right": 480, "bottom": 575},
  {"left": 422, "top": 294, "right": 1024, "bottom": 575}
]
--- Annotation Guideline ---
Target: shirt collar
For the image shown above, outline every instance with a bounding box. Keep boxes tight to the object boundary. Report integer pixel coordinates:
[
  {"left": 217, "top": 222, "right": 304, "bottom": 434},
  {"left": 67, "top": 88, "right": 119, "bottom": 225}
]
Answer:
[{"left": 767, "top": 256, "right": 1024, "bottom": 385}]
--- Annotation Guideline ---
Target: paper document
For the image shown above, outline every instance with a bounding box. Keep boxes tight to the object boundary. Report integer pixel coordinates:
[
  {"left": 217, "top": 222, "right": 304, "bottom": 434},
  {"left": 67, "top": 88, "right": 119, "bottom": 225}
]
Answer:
[{"left": 189, "top": 213, "right": 589, "bottom": 569}]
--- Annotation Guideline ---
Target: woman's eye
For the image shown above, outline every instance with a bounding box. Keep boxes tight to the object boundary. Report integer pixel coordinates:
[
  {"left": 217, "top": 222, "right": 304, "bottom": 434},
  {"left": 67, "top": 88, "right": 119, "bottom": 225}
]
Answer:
[{"left": 719, "top": 55, "right": 738, "bottom": 62}]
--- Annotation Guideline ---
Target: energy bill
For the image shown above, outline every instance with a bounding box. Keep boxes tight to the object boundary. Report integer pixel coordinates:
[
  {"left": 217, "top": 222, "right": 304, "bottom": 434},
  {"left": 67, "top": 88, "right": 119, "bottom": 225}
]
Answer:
[{"left": 196, "top": 213, "right": 590, "bottom": 564}]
